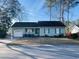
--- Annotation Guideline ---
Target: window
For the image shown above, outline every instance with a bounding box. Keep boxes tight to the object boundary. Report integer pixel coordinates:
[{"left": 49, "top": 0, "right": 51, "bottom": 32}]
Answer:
[
  {"left": 44, "top": 28, "right": 45, "bottom": 34},
  {"left": 35, "top": 28, "right": 39, "bottom": 34},
  {"left": 25, "top": 28, "right": 27, "bottom": 32},
  {"left": 56, "top": 28, "right": 59, "bottom": 34},
  {"left": 48, "top": 28, "right": 50, "bottom": 33},
  {"left": 55, "top": 28, "right": 56, "bottom": 34},
  {"left": 59, "top": 28, "right": 61, "bottom": 34},
  {"left": 32, "top": 28, "right": 34, "bottom": 32}
]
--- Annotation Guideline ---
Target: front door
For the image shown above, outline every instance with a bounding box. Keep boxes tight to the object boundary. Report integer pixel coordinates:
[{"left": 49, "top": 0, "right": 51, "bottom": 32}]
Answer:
[{"left": 35, "top": 28, "right": 40, "bottom": 36}]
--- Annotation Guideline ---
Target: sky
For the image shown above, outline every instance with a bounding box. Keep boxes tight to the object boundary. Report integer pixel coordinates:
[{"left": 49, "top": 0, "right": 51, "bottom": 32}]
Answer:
[{"left": 13, "top": 0, "right": 79, "bottom": 22}]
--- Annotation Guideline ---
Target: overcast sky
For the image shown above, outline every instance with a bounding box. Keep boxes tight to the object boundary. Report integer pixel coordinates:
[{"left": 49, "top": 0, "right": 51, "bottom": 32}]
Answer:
[{"left": 15, "top": 0, "right": 79, "bottom": 22}]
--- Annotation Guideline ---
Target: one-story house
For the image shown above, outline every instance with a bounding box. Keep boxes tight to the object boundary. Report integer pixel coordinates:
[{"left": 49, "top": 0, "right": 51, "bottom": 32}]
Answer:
[{"left": 11, "top": 21, "right": 65, "bottom": 37}]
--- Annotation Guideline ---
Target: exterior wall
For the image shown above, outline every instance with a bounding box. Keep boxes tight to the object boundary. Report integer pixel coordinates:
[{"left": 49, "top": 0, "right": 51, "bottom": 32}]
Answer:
[
  {"left": 40, "top": 27, "right": 65, "bottom": 36},
  {"left": 12, "top": 27, "right": 40, "bottom": 37},
  {"left": 40, "top": 27, "right": 55, "bottom": 36},
  {"left": 24, "top": 27, "right": 40, "bottom": 36},
  {"left": 12, "top": 27, "right": 65, "bottom": 37}
]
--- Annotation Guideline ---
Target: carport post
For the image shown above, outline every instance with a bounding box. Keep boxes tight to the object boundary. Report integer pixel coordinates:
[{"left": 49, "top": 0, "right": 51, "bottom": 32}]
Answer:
[{"left": 11, "top": 28, "right": 13, "bottom": 40}]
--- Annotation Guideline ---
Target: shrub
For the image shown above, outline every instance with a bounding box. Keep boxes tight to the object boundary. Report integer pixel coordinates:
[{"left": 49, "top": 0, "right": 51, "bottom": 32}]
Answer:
[
  {"left": 53, "top": 34, "right": 65, "bottom": 38},
  {"left": 45, "top": 34, "right": 49, "bottom": 37},
  {"left": 71, "top": 33, "right": 78, "bottom": 39},
  {"left": 0, "top": 30, "right": 7, "bottom": 38},
  {"left": 23, "top": 34, "right": 35, "bottom": 37}
]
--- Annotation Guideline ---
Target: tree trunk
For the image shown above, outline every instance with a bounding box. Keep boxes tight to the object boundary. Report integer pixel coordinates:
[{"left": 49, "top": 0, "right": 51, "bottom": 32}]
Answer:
[
  {"left": 60, "top": 1, "right": 64, "bottom": 23},
  {"left": 67, "top": 3, "right": 70, "bottom": 32},
  {"left": 49, "top": 5, "right": 52, "bottom": 21}
]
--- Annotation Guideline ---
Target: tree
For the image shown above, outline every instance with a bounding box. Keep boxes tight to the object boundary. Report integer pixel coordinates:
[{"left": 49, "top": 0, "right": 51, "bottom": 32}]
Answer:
[
  {"left": 0, "top": 0, "right": 22, "bottom": 37},
  {"left": 44, "top": 0, "right": 57, "bottom": 21},
  {"left": 44, "top": 0, "right": 79, "bottom": 22},
  {"left": 63, "top": 0, "right": 79, "bottom": 32}
]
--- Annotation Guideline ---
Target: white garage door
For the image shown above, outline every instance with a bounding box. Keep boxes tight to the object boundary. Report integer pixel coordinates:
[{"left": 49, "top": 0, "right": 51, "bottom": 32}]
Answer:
[{"left": 14, "top": 30, "right": 23, "bottom": 37}]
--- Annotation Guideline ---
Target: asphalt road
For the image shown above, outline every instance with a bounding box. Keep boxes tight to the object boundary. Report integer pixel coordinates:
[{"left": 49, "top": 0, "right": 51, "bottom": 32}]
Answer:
[{"left": 0, "top": 40, "right": 79, "bottom": 59}]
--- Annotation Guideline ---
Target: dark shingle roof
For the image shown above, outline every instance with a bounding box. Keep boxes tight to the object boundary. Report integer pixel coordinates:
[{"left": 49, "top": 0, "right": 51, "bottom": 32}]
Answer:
[
  {"left": 12, "top": 22, "right": 38, "bottom": 27},
  {"left": 12, "top": 21, "right": 65, "bottom": 27},
  {"left": 38, "top": 21, "right": 65, "bottom": 27}
]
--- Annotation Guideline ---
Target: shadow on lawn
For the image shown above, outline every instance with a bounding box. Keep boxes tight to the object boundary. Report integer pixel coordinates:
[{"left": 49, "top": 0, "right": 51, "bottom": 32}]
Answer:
[{"left": 6, "top": 44, "right": 37, "bottom": 59}]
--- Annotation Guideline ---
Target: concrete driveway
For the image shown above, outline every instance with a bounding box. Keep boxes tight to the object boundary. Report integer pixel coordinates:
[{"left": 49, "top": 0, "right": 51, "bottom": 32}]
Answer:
[
  {"left": 0, "top": 40, "right": 31, "bottom": 59},
  {"left": 0, "top": 40, "right": 79, "bottom": 59}
]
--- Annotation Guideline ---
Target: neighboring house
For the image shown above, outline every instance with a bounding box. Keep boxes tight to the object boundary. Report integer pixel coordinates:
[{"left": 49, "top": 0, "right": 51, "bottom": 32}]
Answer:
[
  {"left": 66, "top": 23, "right": 79, "bottom": 34},
  {"left": 71, "top": 25, "right": 79, "bottom": 34},
  {"left": 65, "top": 24, "right": 79, "bottom": 38},
  {"left": 11, "top": 21, "right": 65, "bottom": 37}
]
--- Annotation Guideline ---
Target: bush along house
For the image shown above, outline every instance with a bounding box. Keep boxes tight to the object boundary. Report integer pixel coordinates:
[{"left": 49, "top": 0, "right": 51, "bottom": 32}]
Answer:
[{"left": 11, "top": 21, "right": 65, "bottom": 38}]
